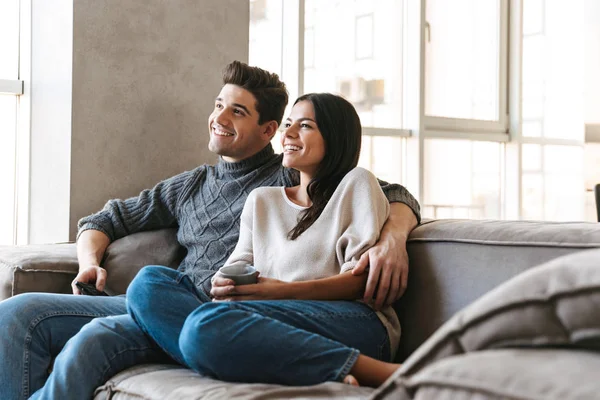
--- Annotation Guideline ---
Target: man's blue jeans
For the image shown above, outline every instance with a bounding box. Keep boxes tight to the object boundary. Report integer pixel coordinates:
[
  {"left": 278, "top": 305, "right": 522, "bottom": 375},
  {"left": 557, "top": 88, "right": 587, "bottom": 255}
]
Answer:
[
  {"left": 0, "top": 293, "right": 169, "bottom": 400},
  {"left": 127, "top": 266, "right": 391, "bottom": 386}
]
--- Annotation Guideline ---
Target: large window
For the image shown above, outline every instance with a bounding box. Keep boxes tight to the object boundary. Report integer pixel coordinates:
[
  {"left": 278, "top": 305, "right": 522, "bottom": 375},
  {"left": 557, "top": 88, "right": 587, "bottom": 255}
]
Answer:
[
  {"left": 0, "top": 0, "right": 22, "bottom": 245},
  {"left": 249, "top": 0, "right": 594, "bottom": 223}
]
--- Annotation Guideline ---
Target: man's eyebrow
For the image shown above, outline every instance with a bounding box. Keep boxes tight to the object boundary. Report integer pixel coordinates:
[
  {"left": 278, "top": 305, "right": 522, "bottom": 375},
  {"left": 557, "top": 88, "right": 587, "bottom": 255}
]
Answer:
[{"left": 215, "top": 97, "right": 252, "bottom": 116}]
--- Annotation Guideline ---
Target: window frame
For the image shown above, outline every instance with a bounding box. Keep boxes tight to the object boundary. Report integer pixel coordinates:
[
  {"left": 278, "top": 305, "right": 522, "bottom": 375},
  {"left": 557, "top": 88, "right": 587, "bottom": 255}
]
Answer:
[{"left": 423, "top": 0, "right": 510, "bottom": 136}]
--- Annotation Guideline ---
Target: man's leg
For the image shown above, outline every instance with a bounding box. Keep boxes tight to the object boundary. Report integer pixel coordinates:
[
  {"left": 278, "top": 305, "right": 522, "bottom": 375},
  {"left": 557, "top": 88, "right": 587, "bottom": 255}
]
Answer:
[
  {"left": 30, "top": 314, "right": 170, "bottom": 400},
  {"left": 126, "top": 265, "right": 211, "bottom": 366},
  {"left": 0, "top": 292, "right": 126, "bottom": 399},
  {"left": 178, "top": 300, "right": 391, "bottom": 386}
]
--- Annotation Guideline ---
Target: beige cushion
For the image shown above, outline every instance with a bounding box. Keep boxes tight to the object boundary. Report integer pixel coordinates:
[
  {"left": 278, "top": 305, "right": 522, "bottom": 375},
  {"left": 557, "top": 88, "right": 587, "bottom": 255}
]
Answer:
[
  {"left": 375, "top": 248, "right": 600, "bottom": 398},
  {"left": 371, "top": 349, "right": 600, "bottom": 400},
  {"left": 0, "top": 243, "right": 78, "bottom": 300},
  {"left": 93, "top": 364, "right": 374, "bottom": 400},
  {"left": 102, "top": 228, "right": 184, "bottom": 295}
]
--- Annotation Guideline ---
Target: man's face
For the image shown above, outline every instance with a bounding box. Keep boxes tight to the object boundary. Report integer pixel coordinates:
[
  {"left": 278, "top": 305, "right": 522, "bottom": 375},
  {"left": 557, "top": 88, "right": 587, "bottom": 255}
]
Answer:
[{"left": 208, "top": 84, "right": 275, "bottom": 163}]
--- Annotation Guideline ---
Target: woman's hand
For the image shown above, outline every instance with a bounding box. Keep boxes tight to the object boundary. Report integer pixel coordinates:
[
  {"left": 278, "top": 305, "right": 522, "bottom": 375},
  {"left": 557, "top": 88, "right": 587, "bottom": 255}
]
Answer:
[{"left": 211, "top": 275, "right": 290, "bottom": 301}]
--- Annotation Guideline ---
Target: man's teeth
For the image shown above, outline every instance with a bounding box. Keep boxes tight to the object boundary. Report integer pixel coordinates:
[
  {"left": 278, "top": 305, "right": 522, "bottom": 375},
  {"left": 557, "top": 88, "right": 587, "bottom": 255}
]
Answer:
[
  {"left": 214, "top": 128, "right": 234, "bottom": 137},
  {"left": 284, "top": 145, "right": 302, "bottom": 151}
]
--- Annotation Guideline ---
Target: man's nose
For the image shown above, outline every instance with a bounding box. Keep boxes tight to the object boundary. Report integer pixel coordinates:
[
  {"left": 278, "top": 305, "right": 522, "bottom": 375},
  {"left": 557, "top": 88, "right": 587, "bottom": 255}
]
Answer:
[{"left": 214, "top": 109, "right": 230, "bottom": 126}]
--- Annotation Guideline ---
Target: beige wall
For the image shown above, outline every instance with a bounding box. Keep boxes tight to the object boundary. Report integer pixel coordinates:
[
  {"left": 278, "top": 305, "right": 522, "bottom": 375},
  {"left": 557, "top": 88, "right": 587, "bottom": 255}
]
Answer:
[{"left": 69, "top": 0, "right": 249, "bottom": 240}]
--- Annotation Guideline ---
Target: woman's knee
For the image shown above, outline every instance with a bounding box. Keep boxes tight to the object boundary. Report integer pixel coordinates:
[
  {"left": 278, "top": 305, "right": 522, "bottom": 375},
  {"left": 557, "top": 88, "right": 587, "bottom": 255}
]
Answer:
[
  {"left": 179, "top": 302, "right": 239, "bottom": 373},
  {"left": 126, "top": 266, "right": 173, "bottom": 309}
]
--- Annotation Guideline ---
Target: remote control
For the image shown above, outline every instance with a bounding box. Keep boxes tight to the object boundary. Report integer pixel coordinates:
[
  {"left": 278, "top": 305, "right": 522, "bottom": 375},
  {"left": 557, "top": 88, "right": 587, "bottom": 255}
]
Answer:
[{"left": 75, "top": 281, "right": 109, "bottom": 296}]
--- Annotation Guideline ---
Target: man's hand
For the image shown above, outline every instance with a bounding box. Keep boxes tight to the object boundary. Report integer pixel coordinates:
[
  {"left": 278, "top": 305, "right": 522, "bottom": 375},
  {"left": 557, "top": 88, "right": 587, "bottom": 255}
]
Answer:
[
  {"left": 352, "top": 237, "right": 409, "bottom": 310},
  {"left": 210, "top": 275, "right": 289, "bottom": 301},
  {"left": 71, "top": 266, "right": 107, "bottom": 295}
]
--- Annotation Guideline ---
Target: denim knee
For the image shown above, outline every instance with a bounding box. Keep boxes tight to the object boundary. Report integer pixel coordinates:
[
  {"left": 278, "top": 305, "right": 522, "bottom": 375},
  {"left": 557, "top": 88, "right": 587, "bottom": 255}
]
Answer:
[
  {"left": 0, "top": 293, "right": 40, "bottom": 335},
  {"left": 179, "top": 302, "right": 236, "bottom": 375},
  {"left": 126, "top": 265, "right": 172, "bottom": 317}
]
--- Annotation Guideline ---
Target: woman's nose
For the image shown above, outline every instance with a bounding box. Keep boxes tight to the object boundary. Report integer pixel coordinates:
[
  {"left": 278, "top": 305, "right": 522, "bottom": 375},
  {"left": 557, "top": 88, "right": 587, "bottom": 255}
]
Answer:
[{"left": 284, "top": 125, "right": 299, "bottom": 138}]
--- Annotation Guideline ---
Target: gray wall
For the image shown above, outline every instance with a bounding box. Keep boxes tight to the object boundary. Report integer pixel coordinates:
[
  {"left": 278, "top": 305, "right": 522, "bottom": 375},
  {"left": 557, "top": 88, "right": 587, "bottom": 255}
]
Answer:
[{"left": 69, "top": 0, "right": 249, "bottom": 240}]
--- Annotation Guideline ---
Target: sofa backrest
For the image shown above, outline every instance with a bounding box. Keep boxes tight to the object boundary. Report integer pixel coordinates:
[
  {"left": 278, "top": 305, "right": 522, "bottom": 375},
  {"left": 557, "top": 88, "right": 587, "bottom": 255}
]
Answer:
[{"left": 397, "top": 219, "right": 600, "bottom": 362}]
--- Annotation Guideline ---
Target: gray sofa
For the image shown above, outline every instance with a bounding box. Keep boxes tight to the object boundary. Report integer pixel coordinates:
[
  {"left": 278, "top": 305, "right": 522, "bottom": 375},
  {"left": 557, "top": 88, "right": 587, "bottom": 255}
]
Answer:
[{"left": 1, "top": 219, "right": 600, "bottom": 399}]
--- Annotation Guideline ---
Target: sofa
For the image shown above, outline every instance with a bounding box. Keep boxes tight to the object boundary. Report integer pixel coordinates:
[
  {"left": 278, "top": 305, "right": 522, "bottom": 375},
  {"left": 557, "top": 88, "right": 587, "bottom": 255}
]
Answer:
[{"left": 1, "top": 219, "right": 599, "bottom": 399}]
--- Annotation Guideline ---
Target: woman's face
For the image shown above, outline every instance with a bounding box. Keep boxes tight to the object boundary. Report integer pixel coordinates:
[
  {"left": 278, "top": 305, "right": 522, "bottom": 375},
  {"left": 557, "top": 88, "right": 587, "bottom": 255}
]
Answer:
[{"left": 281, "top": 101, "right": 326, "bottom": 177}]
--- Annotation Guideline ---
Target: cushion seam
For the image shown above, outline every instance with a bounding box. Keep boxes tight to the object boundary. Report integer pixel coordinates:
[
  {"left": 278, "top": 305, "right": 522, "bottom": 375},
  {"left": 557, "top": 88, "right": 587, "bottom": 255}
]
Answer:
[
  {"left": 402, "top": 375, "right": 537, "bottom": 400},
  {"left": 407, "top": 238, "right": 600, "bottom": 248}
]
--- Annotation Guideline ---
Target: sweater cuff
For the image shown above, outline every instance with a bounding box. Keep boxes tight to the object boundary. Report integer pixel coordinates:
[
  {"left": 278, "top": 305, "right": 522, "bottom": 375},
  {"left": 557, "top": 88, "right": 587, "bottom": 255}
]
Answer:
[
  {"left": 385, "top": 188, "right": 421, "bottom": 224},
  {"left": 76, "top": 222, "right": 114, "bottom": 243}
]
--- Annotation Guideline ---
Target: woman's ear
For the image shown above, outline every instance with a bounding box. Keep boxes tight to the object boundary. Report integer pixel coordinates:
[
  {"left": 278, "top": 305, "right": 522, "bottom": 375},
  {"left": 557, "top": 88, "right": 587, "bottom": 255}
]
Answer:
[{"left": 262, "top": 120, "right": 279, "bottom": 141}]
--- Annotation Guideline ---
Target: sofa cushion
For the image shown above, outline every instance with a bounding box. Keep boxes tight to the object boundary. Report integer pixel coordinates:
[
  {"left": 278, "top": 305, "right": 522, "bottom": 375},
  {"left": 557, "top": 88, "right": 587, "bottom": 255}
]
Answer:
[
  {"left": 0, "top": 243, "right": 78, "bottom": 300},
  {"left": 102, "top": 229, "right": 185, "bottom": 295},
  {"left": 371, "top": 349, "right": 600, "bottom": 400},
  {"left": 93, "top": 364, "right": 374, "bottom": 400},
  {"left": 394, "top": 248, "right": 600, "bottom": 376}
]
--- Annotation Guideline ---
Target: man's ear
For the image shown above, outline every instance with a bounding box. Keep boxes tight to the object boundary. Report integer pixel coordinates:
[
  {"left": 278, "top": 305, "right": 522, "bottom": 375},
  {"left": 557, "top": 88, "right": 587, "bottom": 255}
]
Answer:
[{"left": 262, "top": 121, "right": 279, "bottom": 142}]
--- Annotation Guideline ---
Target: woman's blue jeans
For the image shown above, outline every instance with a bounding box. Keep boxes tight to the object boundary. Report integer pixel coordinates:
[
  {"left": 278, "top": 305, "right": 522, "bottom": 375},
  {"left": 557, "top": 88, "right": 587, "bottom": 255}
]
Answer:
[{"left": 127, "top": 265, "right": 391, "bottom": 386}]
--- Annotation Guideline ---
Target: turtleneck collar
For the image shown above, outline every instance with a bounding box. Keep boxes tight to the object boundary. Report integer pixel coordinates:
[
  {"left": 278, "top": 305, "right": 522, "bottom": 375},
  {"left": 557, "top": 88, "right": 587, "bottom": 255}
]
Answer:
[{"left": 215, "top": 144, "right": 278, "bottom": 176}]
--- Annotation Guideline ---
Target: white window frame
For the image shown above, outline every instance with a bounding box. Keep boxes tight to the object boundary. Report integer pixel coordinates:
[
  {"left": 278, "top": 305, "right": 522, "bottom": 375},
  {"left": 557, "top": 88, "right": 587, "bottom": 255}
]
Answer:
[
  {"left": 0, "top": 79, "right": 23, "bottom": 95},
  {"left": 423, "top": 0, "right": 510, "bottom": 137},
  {"left": 0, "top": 0, "right": 31, "bottom": 245}
]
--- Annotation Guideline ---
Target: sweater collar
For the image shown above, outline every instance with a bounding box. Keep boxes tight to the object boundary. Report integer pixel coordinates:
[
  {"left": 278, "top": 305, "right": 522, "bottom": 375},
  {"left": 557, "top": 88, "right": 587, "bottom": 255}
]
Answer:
[{"left": 215, "top": 144, "right": 278, "bottom": 176}]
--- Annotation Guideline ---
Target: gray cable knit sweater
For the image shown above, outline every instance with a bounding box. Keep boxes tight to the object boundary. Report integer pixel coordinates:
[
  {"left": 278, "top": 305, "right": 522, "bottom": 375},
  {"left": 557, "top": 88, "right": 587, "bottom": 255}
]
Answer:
[{"left": 77, "top": 144, "right": 421, "bottom": 296}]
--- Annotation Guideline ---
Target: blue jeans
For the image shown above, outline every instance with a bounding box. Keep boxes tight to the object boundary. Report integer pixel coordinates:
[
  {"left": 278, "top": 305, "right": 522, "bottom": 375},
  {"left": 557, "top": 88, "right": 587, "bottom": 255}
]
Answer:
[
  {"left": 127, "top": 265, "right": 390, "bottom": 386},
  {"left": 0, "top": 292, "right": 167, "bottom": 400}
]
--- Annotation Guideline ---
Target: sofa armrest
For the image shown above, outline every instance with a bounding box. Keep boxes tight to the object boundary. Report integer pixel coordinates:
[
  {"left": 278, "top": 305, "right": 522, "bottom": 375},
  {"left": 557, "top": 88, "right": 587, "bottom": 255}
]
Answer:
[
  {"left": 102, "top": 228, "right": 185, "bottom": 295},
  {"left": 0, "top": 243, "right": 78, "bottom": 301}
]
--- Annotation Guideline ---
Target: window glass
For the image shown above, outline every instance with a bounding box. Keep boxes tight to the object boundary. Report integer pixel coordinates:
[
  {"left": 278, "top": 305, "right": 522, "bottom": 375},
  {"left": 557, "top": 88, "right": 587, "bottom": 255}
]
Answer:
[
  {"left": 425, "top": 0, "right": 500, "bottom": 121},
  {"left": 423, "top": 139, "right": 502, "bottom": 219},
  {"left": 0, "top": 95, "right": 17, "bottom": 244},
  {"left": 249, "top": 0, "right": 283, "bottom": 78},
  {"left": 304, "top": 0, "right": 405, "bottom": 129},
  {"left": 0, "top": 0, "right": 19, "bottom": 79}
]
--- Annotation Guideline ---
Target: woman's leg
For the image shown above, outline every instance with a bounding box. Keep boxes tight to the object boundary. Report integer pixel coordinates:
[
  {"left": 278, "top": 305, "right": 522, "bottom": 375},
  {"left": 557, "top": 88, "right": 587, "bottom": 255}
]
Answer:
[
  {"left": 178, "top": 300, "right": 393, "bottom": 386},
  {"left": 126, "top": 265, "right": 211, "bottom": 366},
  {"left": 0, "top": 292, "right": 126, "bottom": 399}
]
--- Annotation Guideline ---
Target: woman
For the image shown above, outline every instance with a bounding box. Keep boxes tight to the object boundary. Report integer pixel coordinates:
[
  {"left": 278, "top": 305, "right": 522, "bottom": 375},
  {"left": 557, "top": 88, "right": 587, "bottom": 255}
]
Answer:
[{"left": 128, "top": 93, "right": 401, "bottom": 387}]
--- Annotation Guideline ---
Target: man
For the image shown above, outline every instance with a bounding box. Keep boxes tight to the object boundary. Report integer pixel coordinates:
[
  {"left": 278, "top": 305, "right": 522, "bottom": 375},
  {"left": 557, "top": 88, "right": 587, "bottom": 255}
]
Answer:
[{"left": 0, "top": 61, "right": 420, "bottom": 399}]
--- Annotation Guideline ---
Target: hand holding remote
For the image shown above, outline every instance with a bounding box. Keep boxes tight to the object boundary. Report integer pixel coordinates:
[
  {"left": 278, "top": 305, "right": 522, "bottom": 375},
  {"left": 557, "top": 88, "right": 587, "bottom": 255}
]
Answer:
[{"left": 74, "top": 281, "right": 109, "bottom": 296}]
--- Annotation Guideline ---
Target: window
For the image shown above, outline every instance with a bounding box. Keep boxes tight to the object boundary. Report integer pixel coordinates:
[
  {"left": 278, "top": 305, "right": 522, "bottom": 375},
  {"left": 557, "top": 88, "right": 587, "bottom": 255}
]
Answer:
[
  {"left": 249, "top": 0, "right": 283, "bottom": 79},
  {"left": 0, "top": 0, "right": 21, "bottom": 245},
  {"left": 423, "top": 139, "right": 503, "bottom": 219},
  {"left": 249, "top": 1, "right": 594, "bottom": 223},
  {"left": 424, "top": 0, "right": 508, "bottom": 133},
  {"left": 303, "top": 0, "right": 407, "bottom": 132}
]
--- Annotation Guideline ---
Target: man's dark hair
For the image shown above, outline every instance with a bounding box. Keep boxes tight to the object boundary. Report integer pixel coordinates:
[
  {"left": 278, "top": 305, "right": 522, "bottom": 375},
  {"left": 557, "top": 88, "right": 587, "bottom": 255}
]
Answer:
[
  {"left": 222, "top": 61, "right": 289, "bottom": 125},
  {"left": 288, "top": 93, "right": 362, "bottom": 240}
]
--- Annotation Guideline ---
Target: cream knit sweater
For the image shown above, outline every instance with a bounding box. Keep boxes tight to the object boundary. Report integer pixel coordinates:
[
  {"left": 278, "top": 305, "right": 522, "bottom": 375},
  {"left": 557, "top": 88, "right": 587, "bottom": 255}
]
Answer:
[{"left": 224, "top": 167, "right": 401, "bottom": 358}]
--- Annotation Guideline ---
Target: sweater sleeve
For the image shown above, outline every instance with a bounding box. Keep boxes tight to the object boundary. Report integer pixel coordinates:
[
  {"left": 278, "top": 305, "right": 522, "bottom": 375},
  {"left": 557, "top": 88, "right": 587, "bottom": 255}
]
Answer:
[
  {"left": 377, "top": 179, "right": 421, "bottom": 224},
  {"left": 76, "top": 166, "right": 204, "bottom": 242},
  {"left": 335, "top": 168, "right": 391, "bottom": 274},
  {"left": 222, "top": 190, "right": 256, "bottom": 268}
]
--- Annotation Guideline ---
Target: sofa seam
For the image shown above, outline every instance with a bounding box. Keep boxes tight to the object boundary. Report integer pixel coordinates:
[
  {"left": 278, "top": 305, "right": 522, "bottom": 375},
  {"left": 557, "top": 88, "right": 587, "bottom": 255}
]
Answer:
[
  {"left": 400, "top": 375, "right": 533, "bottom": 400},
  {"left": 407, "top": 238, "right": 600, "bottom": 248}
]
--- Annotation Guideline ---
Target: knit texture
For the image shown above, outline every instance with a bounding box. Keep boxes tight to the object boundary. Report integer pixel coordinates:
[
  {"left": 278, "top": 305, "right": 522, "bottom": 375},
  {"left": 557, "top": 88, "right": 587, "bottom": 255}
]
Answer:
[
  {"left": 223, "top": 167, "right": 401, "bottom": 358},
  {"left": 78, "top": 144, "right": 421, "bottom": 296}
]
